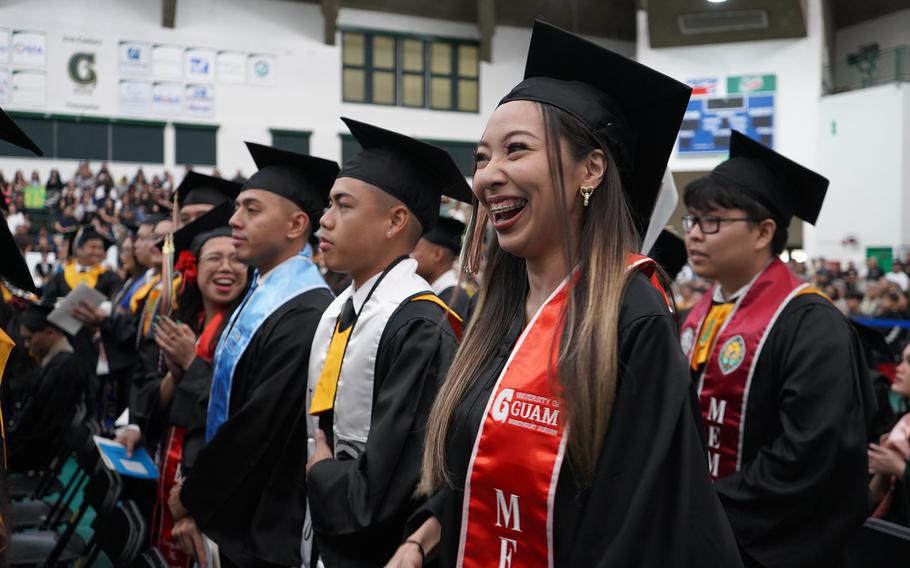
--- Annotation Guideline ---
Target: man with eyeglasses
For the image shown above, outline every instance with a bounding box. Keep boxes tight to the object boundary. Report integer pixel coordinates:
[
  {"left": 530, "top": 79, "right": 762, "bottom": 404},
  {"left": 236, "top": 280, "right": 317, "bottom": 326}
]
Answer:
[{"left": 678, "top": 131, "right": 874, "bottom": 568}]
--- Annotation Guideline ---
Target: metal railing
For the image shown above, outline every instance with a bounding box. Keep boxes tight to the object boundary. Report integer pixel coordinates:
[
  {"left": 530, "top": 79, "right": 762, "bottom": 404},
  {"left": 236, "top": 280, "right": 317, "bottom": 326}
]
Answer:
[{"left": 824, "top": 45, "right": 910, "bottom": 95}]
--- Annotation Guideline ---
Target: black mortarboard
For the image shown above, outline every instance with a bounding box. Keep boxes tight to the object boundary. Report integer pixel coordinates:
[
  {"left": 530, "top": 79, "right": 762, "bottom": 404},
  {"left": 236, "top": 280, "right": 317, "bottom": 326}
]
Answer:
[
  {"left": 166, "top": 201, "right": 234, "bottom": 257},
  {"left": 422, "top": 216, "right": 466, "bottom": 255},
  {"left": 709, "top": 130, "right": 829, "bottom": 225},
  {"left": 0, "top": 106, "right": 43, "bottom": 156},
  {"left": 338, "top": 117, "right": 473, "bottom": 232},
  {"left": 20, "top": 301, "right": 55, "bottom": 331},
  {"left": 177, "top": 172, "right": 242, "bottom": 207},
  {"left": 499, "top": 20, "right": 692, "bottom": 235},
  {"left": 852, "top": 321, "right": 893, "bottom": 360},
  {"left": 243, "top": 143, "right": 339, "bottom": 229},
  {"left": 67, "top": 227, "right": 114, "bottom": 257},
  {"left": 1, "top": 220, "right": 37, "bottom": 293},
  {"left": 648, "top": 229, "right": 688, "bottom": 280}
]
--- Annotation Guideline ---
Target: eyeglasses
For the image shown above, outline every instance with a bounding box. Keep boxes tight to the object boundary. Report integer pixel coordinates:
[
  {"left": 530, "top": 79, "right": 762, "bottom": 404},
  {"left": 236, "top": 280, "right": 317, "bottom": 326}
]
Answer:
[{"left": 682, "top": 214, "right": 756, "bottom": 235}]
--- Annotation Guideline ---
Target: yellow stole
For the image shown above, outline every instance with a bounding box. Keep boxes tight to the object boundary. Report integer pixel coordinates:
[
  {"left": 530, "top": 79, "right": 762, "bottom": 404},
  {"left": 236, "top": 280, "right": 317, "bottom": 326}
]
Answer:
[{"left": 63, "top": 262, "right": 108, "bottom": 290}]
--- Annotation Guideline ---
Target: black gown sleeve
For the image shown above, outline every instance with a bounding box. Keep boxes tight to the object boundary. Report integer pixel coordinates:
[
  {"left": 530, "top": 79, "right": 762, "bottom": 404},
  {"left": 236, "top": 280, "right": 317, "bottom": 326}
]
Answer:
[
  {"left": 567, "top": 310, "right": 742, "bottom": 568},
  {"left": 171, "top": 356, "right": 212, "bottom": 471},
  {"left": 99, "top": 314, "right": 139, "bottom": 374},
  {"left": 180, "top": 293, "right": 329, "bottom": 566},
  {"left": 97, "top": 270, "right": 123, "bottom": 299},
  {"left": 307, "top": 303, "right": 458, "bottom": 565},
  {"left": 713, "top": 299, "right": 870, "bottom": 567}
]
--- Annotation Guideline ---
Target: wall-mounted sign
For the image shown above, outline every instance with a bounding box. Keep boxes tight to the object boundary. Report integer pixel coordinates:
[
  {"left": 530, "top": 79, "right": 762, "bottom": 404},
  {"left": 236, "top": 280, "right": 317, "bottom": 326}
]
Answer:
[
  {"left": 152, "top": 81, "right": 183, "bottom": 115},
  {"left": 119, "top": 79, "right": 151, "bottom": 114},
  {"left": 248, "top": 53, "right": 276, "bottom": 86},
  {"left": 152, "top": 44, "right": 183, "bottom": 79},
  {"left": 185, "top": 48, "right": 215, "bottom": 82},
  {"left": 12, "top": 69, "right": 46, "bottom": 106},
  {"left": 185, "top": 83, "right": 215, "bottom": 117},
  {"left": 119, "top": 40, "right": 151, "bottom": 76},
  {"left": 11, "top": 30, "right": 46, "bottom": 68},
  {"left": 216, "top": 51, "right": 246, "bottom": 83}
]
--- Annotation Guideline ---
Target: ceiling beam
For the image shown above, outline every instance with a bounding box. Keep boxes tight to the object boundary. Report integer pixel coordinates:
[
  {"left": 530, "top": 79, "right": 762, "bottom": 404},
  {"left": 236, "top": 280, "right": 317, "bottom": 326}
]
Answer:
[
  {"left": 162, "top": 0, "right": 177, "bottom": 28},
  {"left": 477, "top": 0, "right": 495, "bottom": 63},
  {"left": 322, "top": 0, "right": 340, "bottom": 45}
]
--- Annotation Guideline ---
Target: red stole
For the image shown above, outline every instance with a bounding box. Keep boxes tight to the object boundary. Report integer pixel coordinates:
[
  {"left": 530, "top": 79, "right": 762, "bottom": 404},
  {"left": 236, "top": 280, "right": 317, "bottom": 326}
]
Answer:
[
  {"left": 152, "top": 311, "right": 225, "bottom": 568},
  {"left": 680, "top": 259, "right": 806, "bottom": 480},
  {"left": 458, "top": 256, "right": 663, "bottom": 568}
]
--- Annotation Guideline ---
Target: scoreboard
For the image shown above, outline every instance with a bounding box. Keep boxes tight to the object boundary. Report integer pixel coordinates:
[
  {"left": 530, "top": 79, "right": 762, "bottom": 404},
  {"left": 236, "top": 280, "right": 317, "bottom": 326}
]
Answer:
[{"left": 677, "top": 74, "right": 776, "bottom": 155}]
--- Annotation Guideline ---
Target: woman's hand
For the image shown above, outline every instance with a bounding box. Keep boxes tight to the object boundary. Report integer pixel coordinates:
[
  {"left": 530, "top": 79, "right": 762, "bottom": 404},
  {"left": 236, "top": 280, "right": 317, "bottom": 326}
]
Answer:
[
  {"left": 869, "top": 443, "right": 908, "bottom": 478},
  {"left": 155, "top": 316, "right": 197, "bottom": 374},
  {"left": 172, "top": 516, "right": 207, "bottom": 568},
  {"left": 383, "top": 517, "right": 441, "bottom": 568},
  {"left": 384, "top": 541, "right": 424, "bottom": 568}
]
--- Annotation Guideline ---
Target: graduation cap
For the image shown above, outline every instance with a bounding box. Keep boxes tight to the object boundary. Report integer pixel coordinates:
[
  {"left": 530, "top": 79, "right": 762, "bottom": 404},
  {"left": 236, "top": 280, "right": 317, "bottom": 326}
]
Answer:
[
  {"left": 161, "top": 200, "right": 234, "bottom": 257},
  {"left": 851, "top": 320, "right": 894, "bottom": 361},
  {"left": 499, "top": 20, "right": 692, "bottom": 235},
  {"left": 709, "top": 130, "right": 829, "bottom": 225},
  {"left": 338, "top": 117, "right": 473, "bottom": 232},
  {"left": 0, "top": 106, "right": 43, "bottom": 156},
  {"left": 177, "top": 172, "right": 242, "bottom": 207},
  {"left": 648, "top": 229, "right": 688, "bottom": 280},
  {"left": 422, "top": 216, "right": 466, "bottom": 256},
  {"left": 19, "top": 301, "right": 56, "bottom": 331},
  {"left": 0, "top": 219, "right": 37, "bottom": 293},
  {"left": 67, "top": 227, "right": 114, "bottom": 258},
  {"left": 243, "top": 142, "right": 339, "bottom": 229}
]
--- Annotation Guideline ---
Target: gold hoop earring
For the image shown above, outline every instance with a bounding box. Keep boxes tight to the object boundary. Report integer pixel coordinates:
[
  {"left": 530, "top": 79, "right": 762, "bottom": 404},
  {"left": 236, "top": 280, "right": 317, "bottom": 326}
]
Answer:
[{"left": 580, "top": 186, "right": 595, "bottom": 207}]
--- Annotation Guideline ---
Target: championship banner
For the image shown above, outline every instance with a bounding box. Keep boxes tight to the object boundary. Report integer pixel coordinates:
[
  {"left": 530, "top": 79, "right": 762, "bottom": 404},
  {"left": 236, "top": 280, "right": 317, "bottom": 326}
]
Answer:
[
  {"left": 216, "top": 51, "right": 246, "bottom": 84},
  {"left": 152, "top": 81, "right": 182, "bottom": 115},
  {"left": 119, "top": 79, "right": 151, "bottom": 114},
  {"left": 11, "top": 69, "right": 46, "bottom": 107},
  {"left": 0, "top": 68, "right": 9, "bottom": 105},
  {"left": 120, "top": 40, "right": 151, "bottom": 76},
  {"left": 185, "top": 83, "right": 215, "bottom": 117},
  {"left": 62, "top": 35, "right": 104, "bottom": 111},
  {"left": 152, "top": 44, "right": 183, "bottom": 79},
  {"left": 247, "top": 53, "right": 276, "bottom": 86},
  {"left": 0, "top": 28, "right": 10, "bottom": 65},
  {"left": 185, "top": 48, "right": 215, "bottom": 82},
  {"left": 11, "top": 30, "right": 46, "bottom": 68}
]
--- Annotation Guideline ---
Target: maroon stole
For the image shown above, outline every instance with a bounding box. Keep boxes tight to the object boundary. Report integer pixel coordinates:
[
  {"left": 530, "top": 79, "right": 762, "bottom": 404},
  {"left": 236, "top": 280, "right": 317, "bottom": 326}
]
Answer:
[
  {"left": 151, "top": 311, "right": 225, "bottom": 568},
  {"left": 680, "top": 259, "right": 807, "bottom": 480},
  {"left": 458, "top": 256, "right": 664, "bottom": 568}
]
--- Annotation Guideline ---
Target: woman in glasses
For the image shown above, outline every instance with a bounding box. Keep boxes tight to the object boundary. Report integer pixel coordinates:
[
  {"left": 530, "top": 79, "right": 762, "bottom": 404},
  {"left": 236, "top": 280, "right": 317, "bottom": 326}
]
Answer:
[
  {"left": 386, "top": 21, "right": 741, "bottom": 568},
  {"left": 679, "top": 131, "right": 874, "bottom": 568}
]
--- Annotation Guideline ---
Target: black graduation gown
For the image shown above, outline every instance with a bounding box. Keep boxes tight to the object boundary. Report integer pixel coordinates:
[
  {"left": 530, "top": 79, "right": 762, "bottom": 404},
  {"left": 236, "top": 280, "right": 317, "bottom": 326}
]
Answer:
[
  {"left": 172, "top": 356, "right": 213, "bottom": 472},
  {"left": 438, "top": 285, "right": 470, "bottom": 323},
  {"left": 180, "top": 288, "right": 332, "bottom": 568},
  {"left": 408, "top": 273, "right": 742, "bottom": 567},
  {"left": 5, "top": 349, "right": 88, "bottom": 472},
  {"left": 42, "top": 267, "right": 122, "bottom": 303},
  {"left": 307, "top": 299, "right": 460, "bottom": 568},
  {"left": 704, "top": 294, "right": 874, "bottom": 568}
]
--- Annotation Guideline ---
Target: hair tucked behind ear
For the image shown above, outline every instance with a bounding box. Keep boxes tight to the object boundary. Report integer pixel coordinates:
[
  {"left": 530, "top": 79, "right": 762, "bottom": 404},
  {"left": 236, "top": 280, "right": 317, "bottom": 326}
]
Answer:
[{"left": 418, "top": 103, "right": 639, "bottom": 494}]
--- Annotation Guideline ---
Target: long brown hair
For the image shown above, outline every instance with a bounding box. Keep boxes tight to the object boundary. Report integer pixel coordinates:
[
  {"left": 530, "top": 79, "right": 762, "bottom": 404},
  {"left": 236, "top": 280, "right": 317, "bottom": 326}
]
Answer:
[{"left": 418, "top": 103, "right": 639, "bottom": 494}]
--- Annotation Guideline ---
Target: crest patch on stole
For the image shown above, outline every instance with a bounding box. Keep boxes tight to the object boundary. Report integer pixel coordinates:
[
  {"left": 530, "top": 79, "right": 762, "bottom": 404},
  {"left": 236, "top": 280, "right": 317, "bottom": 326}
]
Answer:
[
  {"left": 680, "top": 327, "right": 695, "bottom": 355},
  {"left": 718, "top": 335, "right": 746, "bottom": 375}
]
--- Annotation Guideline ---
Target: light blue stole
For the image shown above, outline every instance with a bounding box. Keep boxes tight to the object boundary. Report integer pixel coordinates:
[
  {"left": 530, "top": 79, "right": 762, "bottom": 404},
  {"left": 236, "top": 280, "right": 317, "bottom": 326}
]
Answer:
[{"left": 206, "top": 247, "right": 329, "bottom": 441}]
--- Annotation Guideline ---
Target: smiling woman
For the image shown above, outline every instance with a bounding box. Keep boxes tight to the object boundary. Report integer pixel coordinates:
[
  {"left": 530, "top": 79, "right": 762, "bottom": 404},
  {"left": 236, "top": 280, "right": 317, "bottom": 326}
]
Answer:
[{"left": 387, "top": 20, "right": 744, "bottom": 568}]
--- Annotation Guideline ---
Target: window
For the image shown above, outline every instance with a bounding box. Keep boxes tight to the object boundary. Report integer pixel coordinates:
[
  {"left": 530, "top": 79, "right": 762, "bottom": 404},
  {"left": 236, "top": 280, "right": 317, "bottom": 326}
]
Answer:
[
  {"left": 175, "top": 123, "right": 217, "bottom": 166},
  {"left": 0, "top": 112, "right": 165, "bottom": 163},
  {"left": 271, "top": 129, "right": 311, "bottom": 155},
  {"left": 111, "top": 121, "right": 165, "bottom": 163},
  {"left": 341, "top": 30, "right": 480, "bottom": 112}
]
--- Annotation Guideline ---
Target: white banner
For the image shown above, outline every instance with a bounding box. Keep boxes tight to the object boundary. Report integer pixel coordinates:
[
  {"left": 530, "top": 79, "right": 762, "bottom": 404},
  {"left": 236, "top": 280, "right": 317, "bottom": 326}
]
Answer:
[
  {"left": 151, "top": 81, "right": 183, "bottom": 115},
  {"left": 185, "top": 83, "right": 215, "bottom": 117},
  {"left": 152, "top": 44, "right": 183, "bottom": 79},
  {"left": 0, "top": 68, "right": 9, "bottom": 105},
  {"left": 119, "top": 40, "right": 151, "bottom": 76},
  {"left": 11, "top": 30, "right": 47, "bottom": 68},
  {"left": 0, "top": 28, "right": 10, "bottom": 66},
  {"left": 216, "top": 51, "right": 246, "bottom": 83},
  {"left": 119, "top": 79, "right": 151, "bottom": 114},
  {"left": 185, "top": 47, "right": 215, "bottom": 82},
  {"left": 12, "top": 69, "right": 46, "bottom": 106},
  {"left": 247, "top": 53, "right": 276, "bottom": 86},
  {"left": 62, "top": 35, "right": 103, "bottom": 111}
]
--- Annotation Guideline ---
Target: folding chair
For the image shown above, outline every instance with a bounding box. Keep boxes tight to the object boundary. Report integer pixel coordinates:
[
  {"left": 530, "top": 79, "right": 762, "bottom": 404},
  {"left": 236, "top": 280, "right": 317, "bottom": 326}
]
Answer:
[
  {"left": 129, "top": 547, "right": 171, "bottom": 568},
  {"left": 846, "top": 517, "right": 910, "bottom": 567},
  {"left": 9, "top": 464, "right": 121, "bottom": 567},
  {"left": 80, "top": 500, "right": 147, "bottom": 568}
]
